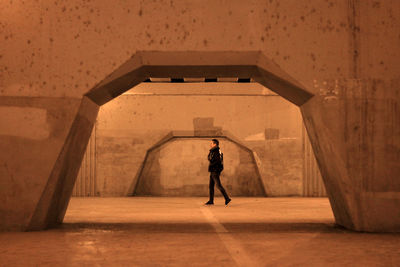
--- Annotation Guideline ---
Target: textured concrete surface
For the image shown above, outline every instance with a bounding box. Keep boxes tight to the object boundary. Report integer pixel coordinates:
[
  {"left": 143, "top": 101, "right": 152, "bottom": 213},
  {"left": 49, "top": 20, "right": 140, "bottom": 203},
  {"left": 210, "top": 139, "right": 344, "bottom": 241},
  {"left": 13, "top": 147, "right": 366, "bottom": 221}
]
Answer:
[
  {"left": 0, "top": 97, "right": 82, "bottom": 231},
  {"left": 1, "top": 197, "right": 400, "bottom": 266},
  {"left": 0, "top": 0, "right": 399, "bottom": 232},
  {"left": 28, "top": 97, "right": 99, "bottom": 231},
  {"left": 301, "top": 80, "right": 400, "bottom": 231}
]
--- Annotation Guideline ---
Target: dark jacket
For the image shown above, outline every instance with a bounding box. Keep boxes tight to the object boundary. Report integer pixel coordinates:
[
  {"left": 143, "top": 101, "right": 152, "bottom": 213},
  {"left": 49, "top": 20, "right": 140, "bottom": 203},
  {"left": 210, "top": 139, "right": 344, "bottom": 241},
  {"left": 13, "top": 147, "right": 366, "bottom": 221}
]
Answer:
[{"left": 208, "top": 146, "right": 223, "bottom": 172}]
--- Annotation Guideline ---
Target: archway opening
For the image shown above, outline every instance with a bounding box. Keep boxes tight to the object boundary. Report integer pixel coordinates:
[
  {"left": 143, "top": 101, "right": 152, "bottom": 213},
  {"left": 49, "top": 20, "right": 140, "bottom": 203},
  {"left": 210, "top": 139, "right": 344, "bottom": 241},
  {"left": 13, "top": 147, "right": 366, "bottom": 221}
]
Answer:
[
  {"left": 28, "top": 51, "right": 334, "bottom": 231},
  {"left": 64, "top": 80, "right": 333, "bottom": 234}
]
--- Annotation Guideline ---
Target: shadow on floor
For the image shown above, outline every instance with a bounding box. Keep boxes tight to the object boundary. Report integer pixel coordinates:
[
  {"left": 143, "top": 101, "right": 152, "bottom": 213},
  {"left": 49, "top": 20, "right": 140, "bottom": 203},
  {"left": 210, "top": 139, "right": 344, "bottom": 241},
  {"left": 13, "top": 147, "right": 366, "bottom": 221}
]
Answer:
[{"left": 56, "top": 222, "right": 347, "bottom": 234}]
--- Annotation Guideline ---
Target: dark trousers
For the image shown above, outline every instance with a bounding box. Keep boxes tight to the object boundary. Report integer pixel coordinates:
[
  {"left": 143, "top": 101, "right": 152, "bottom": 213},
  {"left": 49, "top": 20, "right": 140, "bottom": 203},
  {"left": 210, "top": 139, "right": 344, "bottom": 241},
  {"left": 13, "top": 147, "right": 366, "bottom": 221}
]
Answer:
[{"left": 209, "top": 171, "right": 230, "bottom": 202}]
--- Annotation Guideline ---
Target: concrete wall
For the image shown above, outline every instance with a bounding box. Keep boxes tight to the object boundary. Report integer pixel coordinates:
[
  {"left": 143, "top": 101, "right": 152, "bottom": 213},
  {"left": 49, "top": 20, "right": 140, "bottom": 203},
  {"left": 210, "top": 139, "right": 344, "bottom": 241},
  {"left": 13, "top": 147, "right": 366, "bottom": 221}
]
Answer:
[{"left": 1, "top": 0, "right": 399, "bottom": 231}]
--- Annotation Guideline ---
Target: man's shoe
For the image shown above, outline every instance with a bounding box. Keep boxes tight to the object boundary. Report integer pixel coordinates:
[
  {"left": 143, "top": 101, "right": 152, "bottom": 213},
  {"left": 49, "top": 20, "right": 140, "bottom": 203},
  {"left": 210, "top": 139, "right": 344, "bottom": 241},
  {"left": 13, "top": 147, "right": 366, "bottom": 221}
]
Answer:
[
  {"left": 225, "top": 198, "right": 231, "bottom": 205},
  {"left": 205, "top": 201, "right": 214, "bottom": 205}
]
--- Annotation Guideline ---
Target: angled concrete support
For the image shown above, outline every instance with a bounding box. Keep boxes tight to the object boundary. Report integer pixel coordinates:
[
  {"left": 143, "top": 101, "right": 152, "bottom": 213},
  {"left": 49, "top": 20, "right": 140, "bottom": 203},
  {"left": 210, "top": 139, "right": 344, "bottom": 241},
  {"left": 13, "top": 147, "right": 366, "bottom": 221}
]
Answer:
[
  {"left": 27, "top": 97, "right": 99, "bottom": 230},
  {"left": 0, "top": 97, "right": 82, "bottom": 231},
  {"left": 300, "top": 79, "right": 400, "bottom": 232}
]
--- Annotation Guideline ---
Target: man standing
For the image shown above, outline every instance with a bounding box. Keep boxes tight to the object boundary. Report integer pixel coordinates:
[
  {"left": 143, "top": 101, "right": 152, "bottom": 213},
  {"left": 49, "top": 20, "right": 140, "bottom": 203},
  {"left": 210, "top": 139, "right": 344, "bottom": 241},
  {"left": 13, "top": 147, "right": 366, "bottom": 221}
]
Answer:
[{"left": 205, "top": 139, "right": 231, "bottom": 206}]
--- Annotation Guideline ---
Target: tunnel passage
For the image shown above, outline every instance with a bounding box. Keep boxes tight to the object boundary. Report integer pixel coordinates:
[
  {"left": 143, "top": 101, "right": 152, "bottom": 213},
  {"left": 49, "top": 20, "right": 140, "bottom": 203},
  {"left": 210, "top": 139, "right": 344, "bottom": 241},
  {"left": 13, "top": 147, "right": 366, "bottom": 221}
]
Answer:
[
  {"left": 134, "top": 135, "right": 266, "bottom": 197},
  {"left": 43, "top": 50, "right": 400, "bottom": 234},
  {"left": 27, "top": 51, "right": 318, "bottom": 231},
  {"left": 29, "top": 50, "right": 400, "bottom": 232},
  {"left": 71, "top": 83, "right": 316, "bottom": 198}
]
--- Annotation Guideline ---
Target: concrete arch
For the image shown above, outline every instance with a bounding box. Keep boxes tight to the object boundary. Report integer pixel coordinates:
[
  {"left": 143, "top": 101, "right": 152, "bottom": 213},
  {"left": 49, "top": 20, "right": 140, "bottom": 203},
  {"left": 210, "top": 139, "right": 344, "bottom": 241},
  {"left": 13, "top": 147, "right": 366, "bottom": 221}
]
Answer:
[
  {"left": 85, "top": 51, "right": 314, "bottom": 106},
  {"left": 130, "top": 131, "right": 268, "bottom": 197},
  {"left": 26, "top": 51, "right": 400, "bottom": 232},
  {"left": 29, "top": 51, "right": 314, "bottom": 230}
]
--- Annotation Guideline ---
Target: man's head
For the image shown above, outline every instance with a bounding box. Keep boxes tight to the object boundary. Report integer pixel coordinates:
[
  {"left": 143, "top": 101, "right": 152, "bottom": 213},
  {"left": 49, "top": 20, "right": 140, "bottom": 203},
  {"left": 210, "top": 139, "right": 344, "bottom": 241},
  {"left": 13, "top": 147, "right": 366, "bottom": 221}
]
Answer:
[{"left": 210, "top": 139, "right": 219, "bottom": 148}]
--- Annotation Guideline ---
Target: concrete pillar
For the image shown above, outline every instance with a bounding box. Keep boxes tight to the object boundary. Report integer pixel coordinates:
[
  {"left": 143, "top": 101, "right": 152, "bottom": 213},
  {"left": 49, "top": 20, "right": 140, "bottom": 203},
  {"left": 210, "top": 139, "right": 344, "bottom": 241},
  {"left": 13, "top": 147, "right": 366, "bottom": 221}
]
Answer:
[
  {"left": 301, "top": 79, "right": 400, "bottom": 231},
  {"left": 27, "top": 97, "right": 99, "bottom": 230}
]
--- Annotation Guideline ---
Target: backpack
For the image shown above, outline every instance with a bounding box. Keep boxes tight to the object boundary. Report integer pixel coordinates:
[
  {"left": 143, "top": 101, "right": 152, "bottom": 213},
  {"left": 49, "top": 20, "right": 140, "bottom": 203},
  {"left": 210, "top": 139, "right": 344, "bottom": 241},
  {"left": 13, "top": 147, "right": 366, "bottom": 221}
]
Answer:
[{"left": 219, "top": 150, "right": 224, "bottom": 171}]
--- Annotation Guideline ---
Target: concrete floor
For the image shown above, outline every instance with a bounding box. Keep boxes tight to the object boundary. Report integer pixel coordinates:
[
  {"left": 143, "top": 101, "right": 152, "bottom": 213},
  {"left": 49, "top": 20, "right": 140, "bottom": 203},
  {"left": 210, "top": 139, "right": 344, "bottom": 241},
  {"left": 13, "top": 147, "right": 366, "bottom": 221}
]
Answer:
[{"left": 1, "top": 197, "right": 399, "bottom": 267}]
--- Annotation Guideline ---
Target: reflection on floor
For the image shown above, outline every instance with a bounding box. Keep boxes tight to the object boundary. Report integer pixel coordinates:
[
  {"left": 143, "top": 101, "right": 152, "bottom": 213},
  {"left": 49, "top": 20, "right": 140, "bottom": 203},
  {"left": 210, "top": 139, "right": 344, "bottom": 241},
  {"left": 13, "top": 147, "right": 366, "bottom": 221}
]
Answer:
[{"left": 1, "top": 197, "right": 400, "bottom": 266}]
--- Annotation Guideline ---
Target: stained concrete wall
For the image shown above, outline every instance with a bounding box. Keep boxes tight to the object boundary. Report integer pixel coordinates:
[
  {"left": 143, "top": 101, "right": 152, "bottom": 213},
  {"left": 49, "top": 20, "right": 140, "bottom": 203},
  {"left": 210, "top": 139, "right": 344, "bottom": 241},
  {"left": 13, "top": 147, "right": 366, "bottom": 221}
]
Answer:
[
  {"left": 93, "top": 83, "right": 304, "bottom": 197},
  {"left": 0, "top": 0, "right": 399, "bottom": 231},
  {"left": 0, "top": 97, "right": 82, "bottom": 230}
]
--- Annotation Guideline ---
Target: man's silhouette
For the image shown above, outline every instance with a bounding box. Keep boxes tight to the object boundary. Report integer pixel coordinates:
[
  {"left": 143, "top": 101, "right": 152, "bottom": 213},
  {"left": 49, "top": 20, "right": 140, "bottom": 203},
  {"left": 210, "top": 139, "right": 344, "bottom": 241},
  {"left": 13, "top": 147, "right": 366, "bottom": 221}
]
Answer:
[{"left": 205, "top": 139, "right": 231, "bottom": 205}]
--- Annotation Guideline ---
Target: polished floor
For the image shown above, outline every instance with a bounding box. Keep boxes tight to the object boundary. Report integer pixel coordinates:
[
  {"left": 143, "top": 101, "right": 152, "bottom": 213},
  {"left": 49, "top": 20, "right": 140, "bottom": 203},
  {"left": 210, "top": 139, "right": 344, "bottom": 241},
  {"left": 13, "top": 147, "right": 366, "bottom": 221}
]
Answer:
[{"left": 1, "top": 197, "right": 400, "bottom": 266}]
